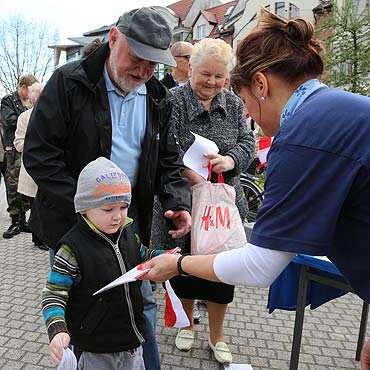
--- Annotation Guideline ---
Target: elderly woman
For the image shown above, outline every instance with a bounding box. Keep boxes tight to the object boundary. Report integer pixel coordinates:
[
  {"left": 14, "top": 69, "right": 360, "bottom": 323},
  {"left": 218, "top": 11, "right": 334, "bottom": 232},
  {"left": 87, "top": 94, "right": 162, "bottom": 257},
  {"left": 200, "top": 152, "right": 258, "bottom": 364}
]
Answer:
[
  {"left": 144, "top": 7, "right": 370, "bottom": 369},
  {"left": 14, "top": 82, "right": 47, "bottom": 250},
  {"left": 151, "top": 38, "right": 255, "bottom": 364}
]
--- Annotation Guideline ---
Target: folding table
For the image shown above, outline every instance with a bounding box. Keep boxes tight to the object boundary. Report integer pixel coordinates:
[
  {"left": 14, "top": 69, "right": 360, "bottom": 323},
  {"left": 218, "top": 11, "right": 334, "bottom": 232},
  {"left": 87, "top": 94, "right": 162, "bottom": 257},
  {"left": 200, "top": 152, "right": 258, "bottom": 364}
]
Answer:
[{"left": 268, "top": 254, "right": 369, "bottom": 370}]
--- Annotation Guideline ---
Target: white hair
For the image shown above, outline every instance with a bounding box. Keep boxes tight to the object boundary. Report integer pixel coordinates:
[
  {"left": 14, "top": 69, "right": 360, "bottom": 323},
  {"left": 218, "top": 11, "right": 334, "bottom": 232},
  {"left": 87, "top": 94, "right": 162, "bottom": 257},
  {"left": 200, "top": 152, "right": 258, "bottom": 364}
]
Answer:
[
  {"left": 28, "top": 82, "right": 45, "bottom": 104},
  {"left": 190, "top": 38, "right": 234, "bottom": 72}
]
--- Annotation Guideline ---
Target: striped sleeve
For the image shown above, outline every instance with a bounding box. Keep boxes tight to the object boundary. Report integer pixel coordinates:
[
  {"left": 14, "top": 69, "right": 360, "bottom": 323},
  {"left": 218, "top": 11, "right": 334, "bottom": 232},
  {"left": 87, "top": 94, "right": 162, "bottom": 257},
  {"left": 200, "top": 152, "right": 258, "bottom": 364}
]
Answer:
[
  {"left": 41, "top": 243, "right": 80, "bottom": 342},
  {"left": 140, "top": 243, "right": 165, "bottom": 261}
]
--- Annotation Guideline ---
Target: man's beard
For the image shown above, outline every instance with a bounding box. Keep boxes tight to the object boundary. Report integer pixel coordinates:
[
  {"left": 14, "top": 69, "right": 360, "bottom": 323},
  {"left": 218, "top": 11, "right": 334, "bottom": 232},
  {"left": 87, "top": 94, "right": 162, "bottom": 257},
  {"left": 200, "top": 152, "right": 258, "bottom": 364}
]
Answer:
[{"left": 110, "top": 62, "right": 149, "bottom": 94}]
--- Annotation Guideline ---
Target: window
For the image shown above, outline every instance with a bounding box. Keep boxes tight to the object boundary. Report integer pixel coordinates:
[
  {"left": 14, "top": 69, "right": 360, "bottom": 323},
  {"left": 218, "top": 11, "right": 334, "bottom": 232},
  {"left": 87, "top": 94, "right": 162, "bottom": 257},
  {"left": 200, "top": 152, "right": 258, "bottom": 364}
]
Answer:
[
  {"left": 289, "top": 3, "right": 299, "bottom": 18},
  {"left": 275, "top": 2, "right": 285, "bottom": 17},
  {"left": 197, "top": 24, "right": 206, "bottom": 39}
]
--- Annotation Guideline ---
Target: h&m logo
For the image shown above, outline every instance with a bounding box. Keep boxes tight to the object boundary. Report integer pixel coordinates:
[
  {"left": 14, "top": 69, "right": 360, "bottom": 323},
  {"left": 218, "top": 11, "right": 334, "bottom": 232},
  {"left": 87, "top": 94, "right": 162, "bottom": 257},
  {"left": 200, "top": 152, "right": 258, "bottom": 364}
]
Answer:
[{"left": 200, "top": 205, "right": 230, "bottom": 231}]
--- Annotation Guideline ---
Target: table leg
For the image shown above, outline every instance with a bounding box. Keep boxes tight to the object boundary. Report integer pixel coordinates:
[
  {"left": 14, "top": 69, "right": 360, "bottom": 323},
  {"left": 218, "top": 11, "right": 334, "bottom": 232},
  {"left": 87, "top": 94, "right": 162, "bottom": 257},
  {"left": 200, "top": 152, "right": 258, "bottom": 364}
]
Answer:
[
  {"left": 289, "top": 265, "right": 309, "bottom": 370},
  {"left": 356, "top": 301, "right": 369, "bottom": 361}
]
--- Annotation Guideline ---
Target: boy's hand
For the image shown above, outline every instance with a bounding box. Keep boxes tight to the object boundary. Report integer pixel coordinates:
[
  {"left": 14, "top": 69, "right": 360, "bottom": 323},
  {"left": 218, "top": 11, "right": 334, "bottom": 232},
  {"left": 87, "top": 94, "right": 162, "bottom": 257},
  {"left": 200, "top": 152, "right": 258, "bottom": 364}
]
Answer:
[{"left": 49, "top": 332, "right": 70, "bottom": 365}]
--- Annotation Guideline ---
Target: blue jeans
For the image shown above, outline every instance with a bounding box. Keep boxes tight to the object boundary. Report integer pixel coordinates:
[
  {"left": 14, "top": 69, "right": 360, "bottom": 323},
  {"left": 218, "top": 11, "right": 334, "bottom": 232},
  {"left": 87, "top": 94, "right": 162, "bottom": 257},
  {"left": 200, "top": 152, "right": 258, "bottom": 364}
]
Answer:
[
  {"left": 141, "top": 279, "right": 161, "bottom": 370},
  {"left": 128, "top": 199, "right": 161, "bottom": 370}
]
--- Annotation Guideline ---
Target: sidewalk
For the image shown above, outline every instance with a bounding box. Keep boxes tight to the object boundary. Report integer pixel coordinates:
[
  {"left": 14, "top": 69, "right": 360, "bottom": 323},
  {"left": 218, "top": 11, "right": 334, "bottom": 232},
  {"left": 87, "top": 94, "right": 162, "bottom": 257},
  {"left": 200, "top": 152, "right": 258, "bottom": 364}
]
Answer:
[{"left": 0, "top": 179, "right": 366, "bottom": 370}]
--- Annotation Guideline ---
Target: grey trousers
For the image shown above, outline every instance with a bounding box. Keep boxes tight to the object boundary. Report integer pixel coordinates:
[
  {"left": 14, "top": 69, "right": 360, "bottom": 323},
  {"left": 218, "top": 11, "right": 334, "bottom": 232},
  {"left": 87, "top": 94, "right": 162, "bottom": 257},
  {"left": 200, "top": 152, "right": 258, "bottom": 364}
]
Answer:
[{"left": 77, "top": 346, "right": 145, "bottom": 370}]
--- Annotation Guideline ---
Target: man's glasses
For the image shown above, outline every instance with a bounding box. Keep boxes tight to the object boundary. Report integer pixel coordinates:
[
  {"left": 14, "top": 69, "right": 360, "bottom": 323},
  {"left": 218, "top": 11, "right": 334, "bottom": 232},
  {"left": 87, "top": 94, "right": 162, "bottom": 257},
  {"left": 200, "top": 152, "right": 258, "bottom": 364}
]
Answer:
[{"left": 175, "top": 55, "right": 191, "bottom": 61}]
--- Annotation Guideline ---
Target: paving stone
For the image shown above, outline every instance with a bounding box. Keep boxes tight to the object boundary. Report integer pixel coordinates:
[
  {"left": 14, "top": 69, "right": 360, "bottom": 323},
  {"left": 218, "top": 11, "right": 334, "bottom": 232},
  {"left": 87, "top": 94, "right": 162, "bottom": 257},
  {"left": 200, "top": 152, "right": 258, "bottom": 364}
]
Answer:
[
  {"left": 0, "top": 181, "right": 368, "bottom": 370},
  {"left": 1, "top": 360, "right": 24, "bottom": 370},
  {"left": 3, "top": 348, "right": 24, "bottom": 361}
]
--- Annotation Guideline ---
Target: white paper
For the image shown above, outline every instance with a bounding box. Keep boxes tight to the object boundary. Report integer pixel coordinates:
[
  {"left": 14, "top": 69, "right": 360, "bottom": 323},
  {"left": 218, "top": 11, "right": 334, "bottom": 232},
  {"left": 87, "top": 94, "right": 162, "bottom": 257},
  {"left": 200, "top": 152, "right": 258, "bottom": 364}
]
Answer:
[
  {"left": 224, "top": 364, "right": 254, "bottom": 370},
  {"left": 93, "top": 266, "right": 150, "bottom": 296},
  {"left": 57, "top": 346, "right": 77, "bottom": 370},
  {"left": 183, "top": 132, "right": 219, "bottom": 180}
]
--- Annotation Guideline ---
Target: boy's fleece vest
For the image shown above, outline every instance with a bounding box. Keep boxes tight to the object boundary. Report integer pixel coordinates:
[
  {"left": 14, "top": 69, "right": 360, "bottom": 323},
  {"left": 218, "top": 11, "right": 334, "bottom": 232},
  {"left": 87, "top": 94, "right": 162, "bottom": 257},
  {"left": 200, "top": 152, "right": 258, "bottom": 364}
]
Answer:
[{"left": 59, "top": 215, "right": 146, "bottom": 353}]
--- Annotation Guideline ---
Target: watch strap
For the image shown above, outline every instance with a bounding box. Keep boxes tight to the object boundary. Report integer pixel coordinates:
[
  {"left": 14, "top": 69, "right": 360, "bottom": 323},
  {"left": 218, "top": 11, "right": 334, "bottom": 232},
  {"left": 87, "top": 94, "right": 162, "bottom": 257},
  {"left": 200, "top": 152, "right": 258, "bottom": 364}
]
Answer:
[{"left": 177, "top": 254, "right": 190, "bottom": 277}]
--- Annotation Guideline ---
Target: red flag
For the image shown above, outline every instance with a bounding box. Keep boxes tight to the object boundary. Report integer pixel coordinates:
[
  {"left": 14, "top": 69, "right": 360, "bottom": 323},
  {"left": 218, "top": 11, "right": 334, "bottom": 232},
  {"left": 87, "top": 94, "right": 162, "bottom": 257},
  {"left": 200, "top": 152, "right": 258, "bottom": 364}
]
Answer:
[{"left": 164, "top": 280, "right": 190, "bottom": 328}]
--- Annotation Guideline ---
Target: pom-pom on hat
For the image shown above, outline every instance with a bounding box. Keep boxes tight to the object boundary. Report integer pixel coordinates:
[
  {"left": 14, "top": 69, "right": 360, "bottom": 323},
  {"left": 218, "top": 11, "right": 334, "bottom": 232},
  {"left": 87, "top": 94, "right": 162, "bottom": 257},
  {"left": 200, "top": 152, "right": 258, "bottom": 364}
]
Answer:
[{"left": 74, "top": 157, "right": 131, "bottom": 213}]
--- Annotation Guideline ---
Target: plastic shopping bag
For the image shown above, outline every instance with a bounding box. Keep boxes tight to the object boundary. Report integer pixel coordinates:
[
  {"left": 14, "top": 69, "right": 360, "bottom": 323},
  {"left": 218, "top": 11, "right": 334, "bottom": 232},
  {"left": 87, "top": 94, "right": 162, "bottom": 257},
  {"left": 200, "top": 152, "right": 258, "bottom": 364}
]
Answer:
[{"left": 191, "top": 168, "right": 247, "bottom": 255}]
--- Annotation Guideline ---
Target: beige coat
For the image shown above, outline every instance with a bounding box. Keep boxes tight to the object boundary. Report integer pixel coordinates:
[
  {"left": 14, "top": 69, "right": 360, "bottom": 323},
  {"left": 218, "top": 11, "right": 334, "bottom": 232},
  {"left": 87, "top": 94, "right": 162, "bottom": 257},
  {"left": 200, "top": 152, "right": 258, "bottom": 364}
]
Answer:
[{"left": 14, "top": 108, "right": 37, "bottom": 197}]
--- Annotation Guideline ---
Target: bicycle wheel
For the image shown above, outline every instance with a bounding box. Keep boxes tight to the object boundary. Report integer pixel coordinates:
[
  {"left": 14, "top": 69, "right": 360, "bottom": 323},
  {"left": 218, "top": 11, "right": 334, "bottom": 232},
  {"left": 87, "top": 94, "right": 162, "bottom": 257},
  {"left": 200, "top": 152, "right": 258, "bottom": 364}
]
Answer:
[{"left": 241, "top": 177, "right": 264, "bottom": 222}]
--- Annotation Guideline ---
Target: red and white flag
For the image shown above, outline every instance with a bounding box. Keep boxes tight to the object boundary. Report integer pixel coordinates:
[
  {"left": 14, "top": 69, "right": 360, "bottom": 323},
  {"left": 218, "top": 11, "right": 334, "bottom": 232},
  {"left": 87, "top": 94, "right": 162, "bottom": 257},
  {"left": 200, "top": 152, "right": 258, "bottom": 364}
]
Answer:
[
  {"left": 257, "top": 136, "right": 272, "bottom": 167},
  {"left": 164, "top": 280, "right": 190, "bottom": 328}
]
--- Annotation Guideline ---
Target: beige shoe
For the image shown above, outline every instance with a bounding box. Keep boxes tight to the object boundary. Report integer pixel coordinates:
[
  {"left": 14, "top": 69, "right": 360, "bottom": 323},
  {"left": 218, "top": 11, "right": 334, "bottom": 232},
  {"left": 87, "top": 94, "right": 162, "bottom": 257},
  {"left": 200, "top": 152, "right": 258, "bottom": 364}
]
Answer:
[
  {"left": 209, "top": 339, "right": 232, "bottom": 364},
  {"left": 175, "top": 329, "right": 195, "bottom": 351}
]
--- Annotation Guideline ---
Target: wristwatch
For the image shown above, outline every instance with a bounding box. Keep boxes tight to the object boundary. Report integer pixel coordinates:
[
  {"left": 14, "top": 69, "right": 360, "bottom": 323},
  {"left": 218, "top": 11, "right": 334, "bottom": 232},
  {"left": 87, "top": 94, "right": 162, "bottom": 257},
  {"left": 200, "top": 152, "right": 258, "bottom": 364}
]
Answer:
[{"left": 177, "top": 254, "right": 190, "bottom": 277}]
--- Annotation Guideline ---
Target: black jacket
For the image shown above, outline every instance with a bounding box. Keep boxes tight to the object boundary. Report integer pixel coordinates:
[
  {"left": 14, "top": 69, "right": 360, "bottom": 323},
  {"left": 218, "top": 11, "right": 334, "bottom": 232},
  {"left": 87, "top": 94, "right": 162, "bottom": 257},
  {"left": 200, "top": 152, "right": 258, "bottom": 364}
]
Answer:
[
  {"left": 161, "top": 73, "right": 176, "bottom": 89},
  {"left": 62, "top": 215, "right": 145, "bottom": 353},
  {"left": 1, "top": 91, "right": 27, "bottom": 147},
  {"left": 23, "top": 43, "right": 191, "bottom": 248}
]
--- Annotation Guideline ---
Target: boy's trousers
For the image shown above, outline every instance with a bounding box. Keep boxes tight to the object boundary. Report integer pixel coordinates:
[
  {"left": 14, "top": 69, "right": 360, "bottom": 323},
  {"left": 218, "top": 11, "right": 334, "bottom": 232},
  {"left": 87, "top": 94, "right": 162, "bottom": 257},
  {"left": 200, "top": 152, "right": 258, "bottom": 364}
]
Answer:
[{"left": 76, "top": 346, "right": 144, "bottom": 370}]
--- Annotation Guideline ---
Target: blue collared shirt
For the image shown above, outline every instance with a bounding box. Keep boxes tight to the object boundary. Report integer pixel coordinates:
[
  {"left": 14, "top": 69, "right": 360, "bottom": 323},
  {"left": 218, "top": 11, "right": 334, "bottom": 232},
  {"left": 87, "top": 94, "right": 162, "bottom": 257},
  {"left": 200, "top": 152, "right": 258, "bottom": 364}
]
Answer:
[{"left": 103, "top": 64, "right": 147, "bottom": 188}]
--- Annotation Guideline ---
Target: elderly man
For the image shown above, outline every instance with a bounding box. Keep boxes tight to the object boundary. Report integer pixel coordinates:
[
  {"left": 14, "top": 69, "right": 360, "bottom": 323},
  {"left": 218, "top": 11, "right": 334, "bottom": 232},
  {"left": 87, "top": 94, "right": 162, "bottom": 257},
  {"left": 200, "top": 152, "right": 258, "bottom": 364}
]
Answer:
[
  {"left": 161, "top": 41, "right": 194, "bottom": 88},
  {"left": 1, "top": 74, "right": 38, "bottom": 239},
  {"left": 23, "top": 7, "right": 191, "bottom": 370}
]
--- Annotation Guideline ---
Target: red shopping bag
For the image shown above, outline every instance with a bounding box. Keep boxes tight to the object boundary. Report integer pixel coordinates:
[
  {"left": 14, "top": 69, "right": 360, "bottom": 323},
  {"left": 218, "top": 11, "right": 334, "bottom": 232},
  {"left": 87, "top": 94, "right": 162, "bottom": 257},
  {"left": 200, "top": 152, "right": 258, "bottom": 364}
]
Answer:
[{"left": 190, "top": 164, "right": 247, "bottom": 255}]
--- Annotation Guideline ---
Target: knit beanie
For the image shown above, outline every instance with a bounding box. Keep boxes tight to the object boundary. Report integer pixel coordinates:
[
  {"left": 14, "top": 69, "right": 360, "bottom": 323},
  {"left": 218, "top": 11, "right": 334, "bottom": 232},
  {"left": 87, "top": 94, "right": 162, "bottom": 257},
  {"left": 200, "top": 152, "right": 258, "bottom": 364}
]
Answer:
[{"left": 74, "top": 157, "right": 131, "bottom": 213}]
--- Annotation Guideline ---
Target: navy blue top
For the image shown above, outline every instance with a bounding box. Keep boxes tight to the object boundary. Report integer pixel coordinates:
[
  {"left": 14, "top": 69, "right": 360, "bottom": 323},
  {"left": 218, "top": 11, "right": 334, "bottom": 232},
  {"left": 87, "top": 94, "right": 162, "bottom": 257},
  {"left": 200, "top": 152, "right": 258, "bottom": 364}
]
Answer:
[{"left": 250, "top": 87, "right": 370, "bottom": 302}]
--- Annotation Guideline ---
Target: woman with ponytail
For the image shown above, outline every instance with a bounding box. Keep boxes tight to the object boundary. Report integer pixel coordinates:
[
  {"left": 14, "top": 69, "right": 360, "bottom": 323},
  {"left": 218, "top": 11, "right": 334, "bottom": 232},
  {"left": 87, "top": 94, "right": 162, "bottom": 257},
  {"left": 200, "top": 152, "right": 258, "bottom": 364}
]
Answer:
[{"left": 142, "top": 8, "right": 370, "bottom": 368}]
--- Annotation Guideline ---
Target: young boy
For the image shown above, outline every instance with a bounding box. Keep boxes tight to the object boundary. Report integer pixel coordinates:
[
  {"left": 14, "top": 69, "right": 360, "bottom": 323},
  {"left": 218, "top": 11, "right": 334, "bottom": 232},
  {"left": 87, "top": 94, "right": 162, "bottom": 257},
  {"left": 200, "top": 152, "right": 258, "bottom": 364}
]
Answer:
[{"left": 42, "top": 157, "right": 164, "bottom": 369}]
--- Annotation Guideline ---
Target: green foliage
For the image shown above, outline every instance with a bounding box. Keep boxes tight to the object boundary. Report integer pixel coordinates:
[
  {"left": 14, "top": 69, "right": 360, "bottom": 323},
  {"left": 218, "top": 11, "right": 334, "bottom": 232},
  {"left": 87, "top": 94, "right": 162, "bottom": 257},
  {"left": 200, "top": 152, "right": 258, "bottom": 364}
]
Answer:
[{"left": 319, "top": 0, "right": 370, "bottom": 96}]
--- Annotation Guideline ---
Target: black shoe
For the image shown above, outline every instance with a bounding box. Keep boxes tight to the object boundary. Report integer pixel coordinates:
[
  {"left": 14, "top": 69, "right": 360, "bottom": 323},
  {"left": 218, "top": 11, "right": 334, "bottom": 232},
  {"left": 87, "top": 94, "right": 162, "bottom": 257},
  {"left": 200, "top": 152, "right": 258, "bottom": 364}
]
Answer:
[
  {"left": 19, "top": 213, "right": 31, "bottom": 233},
  {"left": 3, "top": 223, "right": 21, "bottom": 239},
  {"left": 34, "top": 242, "right": 49, "bottom": 251},
  {"left": 19, "top": 222, "right": 31, "bottom": 233}
]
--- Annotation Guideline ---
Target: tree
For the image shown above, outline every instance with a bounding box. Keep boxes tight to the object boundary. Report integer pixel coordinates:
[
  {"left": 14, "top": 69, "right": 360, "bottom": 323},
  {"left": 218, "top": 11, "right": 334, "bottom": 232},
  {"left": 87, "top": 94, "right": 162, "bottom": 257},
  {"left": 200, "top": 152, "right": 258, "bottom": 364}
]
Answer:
[
  {"left": 0, "top": 15, "right": 59, "bottom": 95},
  {"left": 319, "top": 0, "right": 370, "bottom": 96}
]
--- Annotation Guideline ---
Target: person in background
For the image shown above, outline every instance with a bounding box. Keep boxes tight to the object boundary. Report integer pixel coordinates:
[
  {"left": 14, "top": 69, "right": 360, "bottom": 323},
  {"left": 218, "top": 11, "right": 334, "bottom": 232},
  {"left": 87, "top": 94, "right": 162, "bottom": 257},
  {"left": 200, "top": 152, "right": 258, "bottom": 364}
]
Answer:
[
  {"left": 14, "top": 82, "right": 47, "bottom": 251},
  {"left": 141, "top": 7, "right": 370, "bottom": 369},
  {"left": 43, "top": 157, "right": 166, "bottom": 369},
  {"left": 82, "top": 38, "right": 102, "bottom": 58},
  {"left": 23, "top": 7, "right": 191, "bottom": 370},
  {"left": 1, "top": 74, "right": 38, "bottom": 239},
  {"left": 161, "top": 41, "right": 194, "bottom": 89},
  {"left": 0, "top": 114, "right": 8, "bottom": 202},
  {"left": 223, "top": 74, "right": 231, "bottom": 90},
  {"left": 154, "top": 40, "right": 194, "bottom": 293},
  {"left": 151, "top": 38, "right": 255, "bottom": 364}
]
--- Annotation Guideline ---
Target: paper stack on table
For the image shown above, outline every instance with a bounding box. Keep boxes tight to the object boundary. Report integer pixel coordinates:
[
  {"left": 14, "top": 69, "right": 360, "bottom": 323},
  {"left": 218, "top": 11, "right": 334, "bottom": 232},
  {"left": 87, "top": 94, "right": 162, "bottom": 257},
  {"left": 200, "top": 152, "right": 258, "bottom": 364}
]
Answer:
[{"left": 183, "top": 132, "right": 219, "bottom": 180}]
